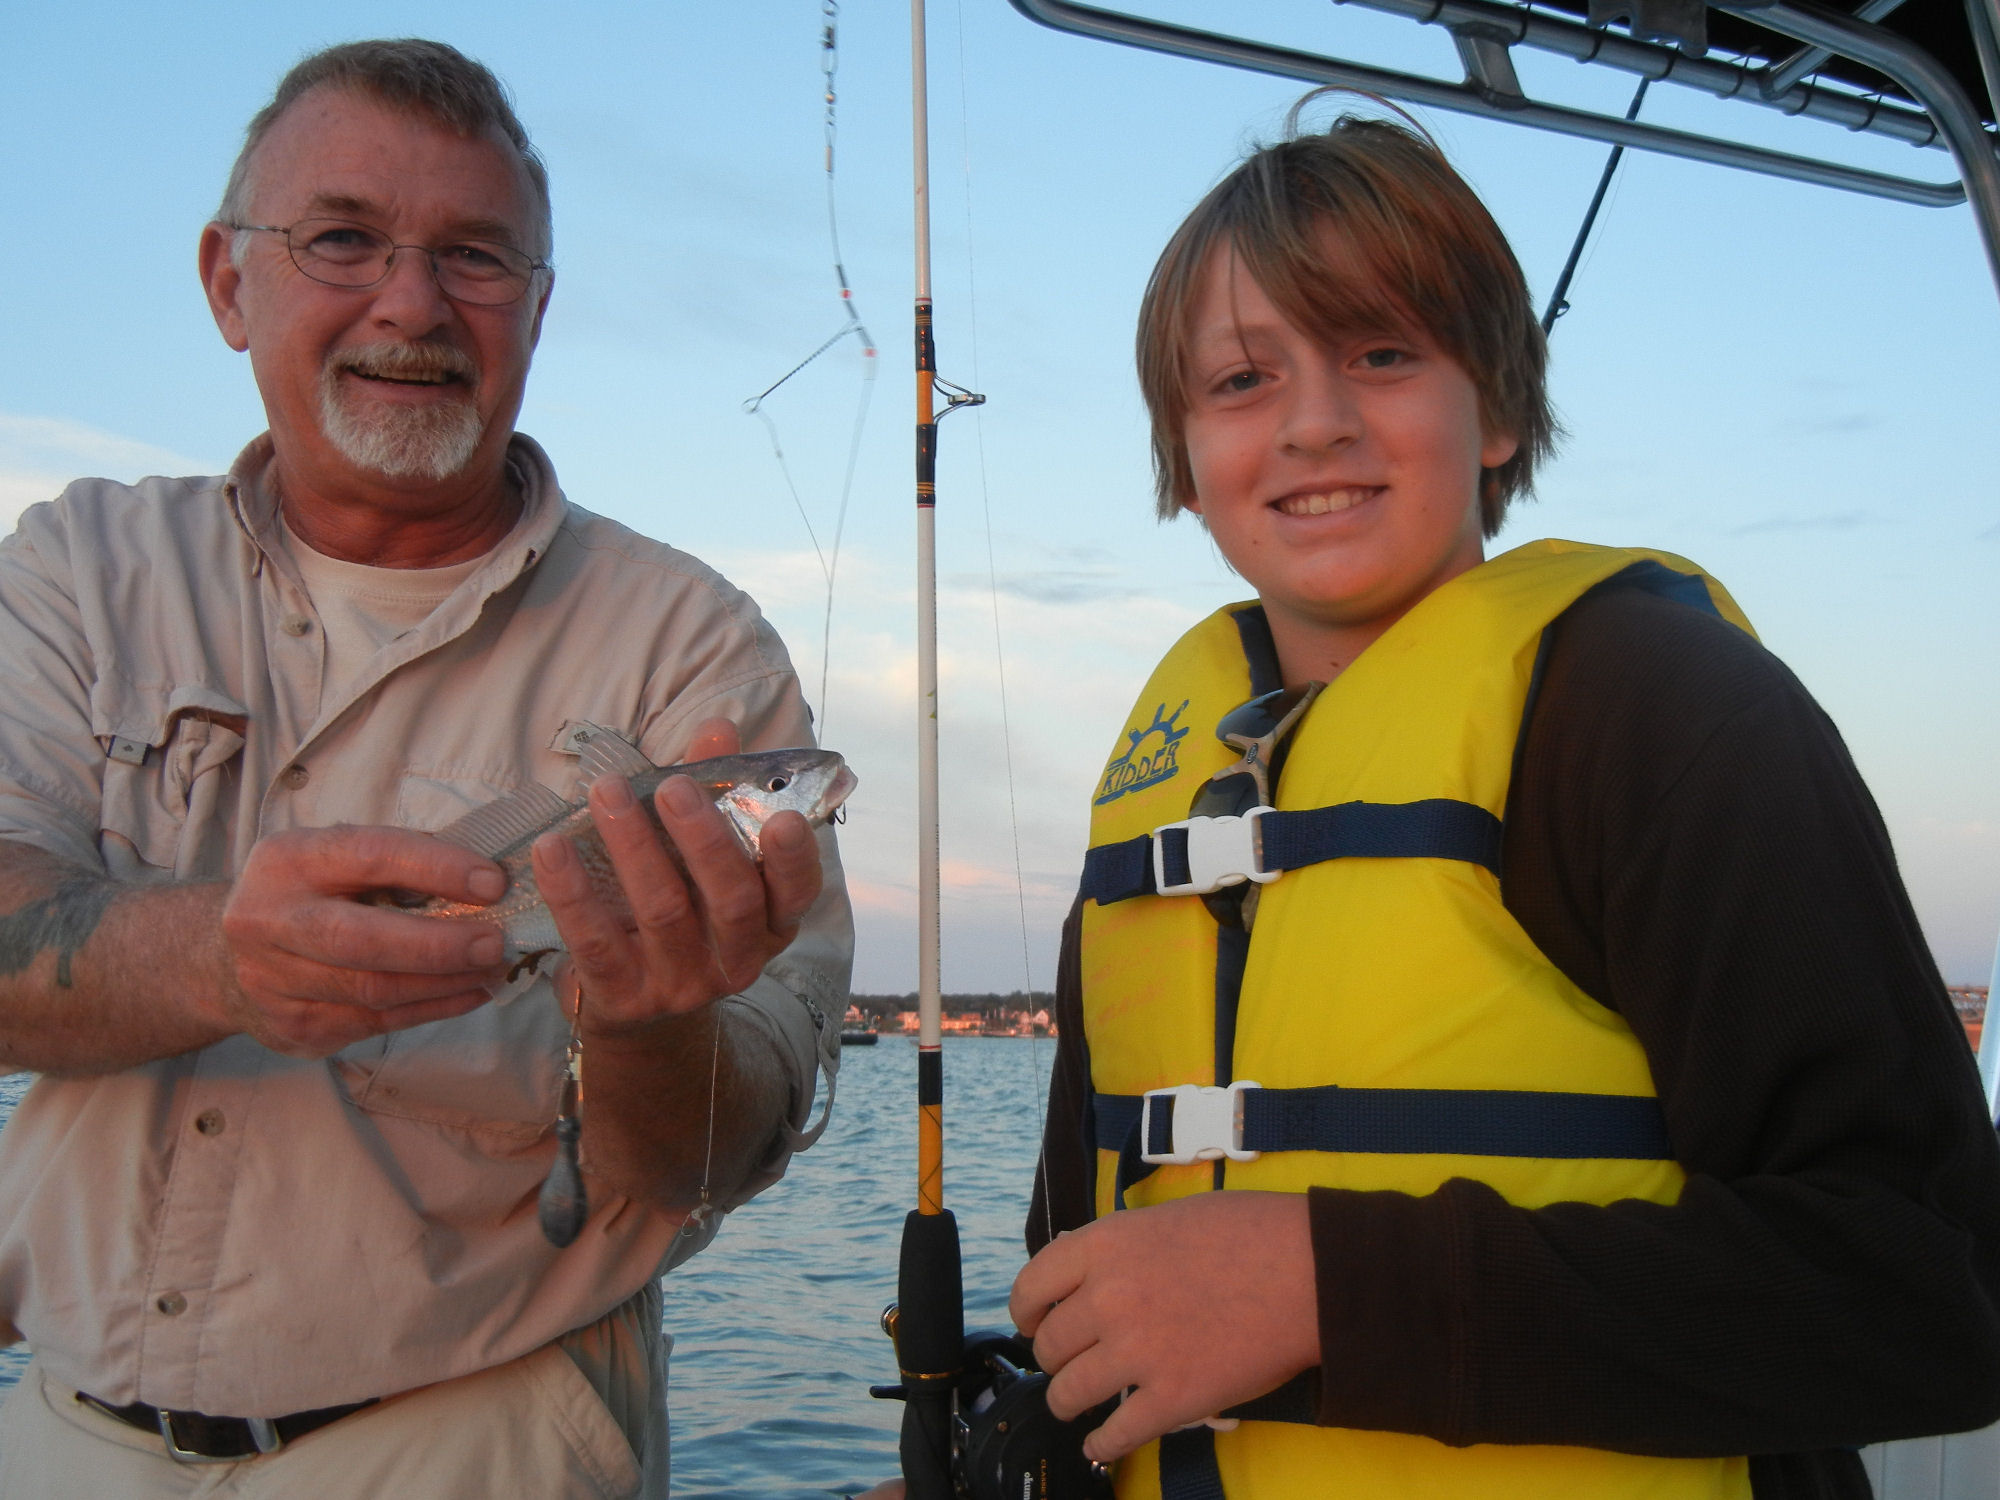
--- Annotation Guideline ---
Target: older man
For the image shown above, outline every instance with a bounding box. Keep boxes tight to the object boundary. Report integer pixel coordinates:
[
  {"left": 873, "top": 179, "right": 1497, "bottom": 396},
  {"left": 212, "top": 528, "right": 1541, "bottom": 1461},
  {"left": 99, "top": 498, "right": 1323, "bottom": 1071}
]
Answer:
[{"left": 0, "top": 39, "right": 848, "bottom": 1498}]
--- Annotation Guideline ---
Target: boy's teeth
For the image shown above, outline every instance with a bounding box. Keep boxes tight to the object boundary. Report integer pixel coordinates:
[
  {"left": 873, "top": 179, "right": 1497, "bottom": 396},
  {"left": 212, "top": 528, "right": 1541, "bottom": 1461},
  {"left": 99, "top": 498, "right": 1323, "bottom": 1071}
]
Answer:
[{"left": 1278, "top": 488, "right": 1370, "bottom": 516}]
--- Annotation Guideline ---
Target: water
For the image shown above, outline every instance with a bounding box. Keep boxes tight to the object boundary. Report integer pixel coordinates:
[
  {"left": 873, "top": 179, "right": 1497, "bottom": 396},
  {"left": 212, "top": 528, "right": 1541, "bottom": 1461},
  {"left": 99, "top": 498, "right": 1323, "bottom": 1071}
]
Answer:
[{"left": 0, "top": 1036, "right": 1052, "bottom": 1497}]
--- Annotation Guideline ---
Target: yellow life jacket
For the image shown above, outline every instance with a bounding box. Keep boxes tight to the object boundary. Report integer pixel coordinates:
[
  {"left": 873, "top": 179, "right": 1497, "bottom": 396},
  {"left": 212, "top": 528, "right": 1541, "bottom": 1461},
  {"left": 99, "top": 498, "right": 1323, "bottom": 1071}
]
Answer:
[{"left": 1078, "top": 540, "right": 1757, "bottom": 1500}]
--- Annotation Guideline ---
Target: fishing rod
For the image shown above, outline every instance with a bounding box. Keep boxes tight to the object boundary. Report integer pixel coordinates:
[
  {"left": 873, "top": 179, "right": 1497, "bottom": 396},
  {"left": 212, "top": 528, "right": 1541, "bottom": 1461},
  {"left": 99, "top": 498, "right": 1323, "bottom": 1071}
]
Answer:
[
  {"left": 870, "top": 6, "right": 1108, "bottom": 1498},
  {"left": 880, "top": 0, "right": 976, "bottom": 1488}
]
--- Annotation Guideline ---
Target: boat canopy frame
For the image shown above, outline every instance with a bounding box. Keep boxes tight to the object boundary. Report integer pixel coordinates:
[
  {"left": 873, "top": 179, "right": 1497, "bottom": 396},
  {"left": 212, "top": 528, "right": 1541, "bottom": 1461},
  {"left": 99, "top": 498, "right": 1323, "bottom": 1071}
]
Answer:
[{"left": 1007, "top": 0, "right": 2000, "bottom": 297}]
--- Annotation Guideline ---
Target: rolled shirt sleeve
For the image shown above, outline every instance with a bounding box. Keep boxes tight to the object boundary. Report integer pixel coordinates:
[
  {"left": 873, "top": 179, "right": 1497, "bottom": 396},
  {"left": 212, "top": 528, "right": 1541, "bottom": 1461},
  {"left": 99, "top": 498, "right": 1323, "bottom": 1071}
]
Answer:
[{"left": 0, "top": 491, "right": 123, "bottom": 867}]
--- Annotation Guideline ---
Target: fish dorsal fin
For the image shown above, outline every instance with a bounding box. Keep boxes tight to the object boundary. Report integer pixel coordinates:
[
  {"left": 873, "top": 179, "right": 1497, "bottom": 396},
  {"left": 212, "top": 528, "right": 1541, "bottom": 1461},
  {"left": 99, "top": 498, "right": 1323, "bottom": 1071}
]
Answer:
[
  {"left": 571, "top": 723, "right": 657, "bottom": 789},
  {"left": 432, "top": 781, "right": 573, "bottom": 858}
]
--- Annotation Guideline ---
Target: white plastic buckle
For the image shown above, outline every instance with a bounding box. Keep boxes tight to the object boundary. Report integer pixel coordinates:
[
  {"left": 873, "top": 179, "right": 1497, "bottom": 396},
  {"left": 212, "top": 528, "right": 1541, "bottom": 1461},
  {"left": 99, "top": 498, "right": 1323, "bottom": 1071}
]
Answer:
[
  {"left": 1140, "top": 1081, "right": 1263, "bottom": 1165},
  {"left": 1150, "top": 807, "right": 1279, "bottom": 897}
]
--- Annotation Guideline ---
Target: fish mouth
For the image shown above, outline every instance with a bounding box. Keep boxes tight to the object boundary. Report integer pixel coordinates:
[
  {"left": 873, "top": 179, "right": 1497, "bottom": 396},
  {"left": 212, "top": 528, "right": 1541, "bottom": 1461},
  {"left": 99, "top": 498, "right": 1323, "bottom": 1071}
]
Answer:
[{"left": 821, "top": 763, "right": 859, "bottom": 818}]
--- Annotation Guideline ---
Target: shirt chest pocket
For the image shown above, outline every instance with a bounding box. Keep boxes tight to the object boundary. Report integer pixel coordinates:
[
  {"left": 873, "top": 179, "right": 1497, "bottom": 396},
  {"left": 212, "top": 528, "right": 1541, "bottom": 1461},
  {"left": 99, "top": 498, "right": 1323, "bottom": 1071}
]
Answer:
[
  {"left": 92, "top": 682, "right": 250, "bottom": 882},
  {"left": 330, "top": 768, "right": 573, "bottom": 1140}
]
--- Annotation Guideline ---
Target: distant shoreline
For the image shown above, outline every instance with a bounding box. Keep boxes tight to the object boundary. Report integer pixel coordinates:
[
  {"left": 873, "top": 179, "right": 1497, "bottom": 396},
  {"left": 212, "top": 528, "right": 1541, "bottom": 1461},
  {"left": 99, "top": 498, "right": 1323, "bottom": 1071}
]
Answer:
[{"left": 844, "top": 993, "right": 1057, "bottom": 1040}]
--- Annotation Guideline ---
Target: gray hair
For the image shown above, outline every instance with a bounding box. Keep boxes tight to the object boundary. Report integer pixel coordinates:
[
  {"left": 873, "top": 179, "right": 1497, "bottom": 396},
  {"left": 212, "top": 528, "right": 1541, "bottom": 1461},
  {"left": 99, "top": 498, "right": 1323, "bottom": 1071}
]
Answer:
[{"left": 216, "top": 38, "right": 552, "bottom": 259}]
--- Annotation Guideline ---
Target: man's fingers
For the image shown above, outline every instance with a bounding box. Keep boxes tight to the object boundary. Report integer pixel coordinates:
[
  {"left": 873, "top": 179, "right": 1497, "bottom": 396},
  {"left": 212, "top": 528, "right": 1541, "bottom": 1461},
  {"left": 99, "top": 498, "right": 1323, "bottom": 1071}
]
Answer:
[
  {"left": 653, "top": 776, "right": 778, "bottom": 986},
  {"left": 371, "top": 987, "right": 495, "bottom": 1033},
  {"left": 247, "top": 897, "right": 507, "bottom": 977},
  {"left": 255, "top": 986, "right": 492, "bottom": 1057},
  {"left": 589, "top": 775, "right": 702, "bottom": 946},
  {"left": 263, "top": 824, "right": 505, "bottom": 904},
  {"left": 236, "top": 950, "right": 503, "bottom": 1012},
  {"left": 682, "top": 717, "right": 741, "bottom": 761},
  {"left": 532, "top": 832, "right": 643, "bottom": 999},
  {"left": 759, "top": 812, "right": 823, "bottom": 933}
]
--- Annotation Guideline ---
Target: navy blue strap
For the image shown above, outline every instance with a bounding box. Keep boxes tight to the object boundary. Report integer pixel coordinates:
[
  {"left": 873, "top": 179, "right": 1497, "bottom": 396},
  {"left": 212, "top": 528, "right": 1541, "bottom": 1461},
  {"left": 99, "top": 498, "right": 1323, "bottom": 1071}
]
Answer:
[
  {"left": 1259, "top": 799, "right": 1500, "bottom": 876},
  {"left": 1096, "top": 1082, "right": 1671, "bottom": 1209},
  {"left": 1221, "top": 1370, "right": 1319, "bottom": 1425},
  {"left": 1080, "top": 798, "right": 1501, "bottom": 906},
  {"left": 1159, "top": 824, "right": 1193, "bottom": 891},
  {"left": 1230, "top": 605, "right": 1284, "bottom": 699},
  {"left": 1079, "top": 835, "right": 1157, "bottom": 904},
  {"left": 1097, "top": 1093, "right": 1143, "bottom": 1152},
  {"left": 1599, "top": 558, "right": 1721, "bottom": 619},
  {"left": 1159, "top": 1427, "right": 1226, "bottom": 1500},
  {"left": 1111, "top": 1101, "right": 1151, "bottom": 1212},
  {"left": 1237, "top": 1083, "right": 1671, "bottom": 1159}
]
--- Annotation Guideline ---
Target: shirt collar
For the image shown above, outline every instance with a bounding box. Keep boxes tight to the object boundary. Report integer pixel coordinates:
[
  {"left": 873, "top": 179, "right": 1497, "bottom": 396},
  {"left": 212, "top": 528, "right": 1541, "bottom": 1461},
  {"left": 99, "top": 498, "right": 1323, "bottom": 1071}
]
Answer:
[{"left": 222, "top": 431, "right": 569, "bottom": 585}]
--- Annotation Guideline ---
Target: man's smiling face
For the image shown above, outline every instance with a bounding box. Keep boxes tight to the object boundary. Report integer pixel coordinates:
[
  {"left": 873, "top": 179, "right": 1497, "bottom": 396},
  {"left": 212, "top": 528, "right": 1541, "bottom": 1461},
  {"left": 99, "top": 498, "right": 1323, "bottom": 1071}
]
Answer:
[{"left": 204, "top": 86, "right": 549, "bottom": 515}]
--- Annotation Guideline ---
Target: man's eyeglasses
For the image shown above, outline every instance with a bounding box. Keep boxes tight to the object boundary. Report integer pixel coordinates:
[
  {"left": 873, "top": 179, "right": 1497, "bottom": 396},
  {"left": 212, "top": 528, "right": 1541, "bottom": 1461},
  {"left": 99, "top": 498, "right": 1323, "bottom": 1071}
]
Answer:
[{"left": 229, "top": 219, "right": 549, "bottom": 307}]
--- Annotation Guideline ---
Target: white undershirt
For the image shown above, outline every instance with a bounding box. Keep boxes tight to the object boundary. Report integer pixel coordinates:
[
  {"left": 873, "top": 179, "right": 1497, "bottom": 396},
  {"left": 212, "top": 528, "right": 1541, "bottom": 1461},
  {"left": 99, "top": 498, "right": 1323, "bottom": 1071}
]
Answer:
[{"left": 277, "top": 516, "right": 488, "bottom": 715}]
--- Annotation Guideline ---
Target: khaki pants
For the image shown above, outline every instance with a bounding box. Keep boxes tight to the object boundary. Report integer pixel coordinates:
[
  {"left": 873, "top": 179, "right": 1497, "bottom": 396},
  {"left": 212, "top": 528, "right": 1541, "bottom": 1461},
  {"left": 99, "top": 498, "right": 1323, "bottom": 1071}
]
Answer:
[{"left": 0, "top": 1336, "right": 666, "bottom": 1500}]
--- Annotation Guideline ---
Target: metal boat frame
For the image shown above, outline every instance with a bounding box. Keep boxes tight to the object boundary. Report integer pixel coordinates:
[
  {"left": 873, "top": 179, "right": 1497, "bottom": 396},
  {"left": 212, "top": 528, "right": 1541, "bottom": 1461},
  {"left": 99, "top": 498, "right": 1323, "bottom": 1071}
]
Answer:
[{"left": 1008, "top": 0, "right": 2000, "bottom": 293}]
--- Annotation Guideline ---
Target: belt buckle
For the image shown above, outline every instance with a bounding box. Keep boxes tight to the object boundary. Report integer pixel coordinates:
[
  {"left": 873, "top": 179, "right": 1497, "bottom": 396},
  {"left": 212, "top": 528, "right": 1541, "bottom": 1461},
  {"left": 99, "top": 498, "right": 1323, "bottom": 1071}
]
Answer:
[{"left": 156, "top": 1408, "right": 281, "bottom": 1463}]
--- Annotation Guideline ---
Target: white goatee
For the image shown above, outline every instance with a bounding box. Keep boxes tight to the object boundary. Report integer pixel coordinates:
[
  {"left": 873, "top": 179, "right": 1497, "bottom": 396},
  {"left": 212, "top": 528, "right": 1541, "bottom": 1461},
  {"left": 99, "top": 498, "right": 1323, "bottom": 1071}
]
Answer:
[{"left": 318, "top": 342, "right": 484, "bottom": 481}]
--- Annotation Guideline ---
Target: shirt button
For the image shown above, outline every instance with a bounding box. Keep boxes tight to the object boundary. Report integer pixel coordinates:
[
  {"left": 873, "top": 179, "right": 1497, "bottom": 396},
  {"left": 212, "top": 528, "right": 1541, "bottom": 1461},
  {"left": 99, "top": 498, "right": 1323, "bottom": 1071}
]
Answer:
[
  {"left": 280, "top": 615, "right": 313, "bottom": 637},
  {"left": 155, "top": 1292, "right": 187, "bottom": 1317},
  {"left": 281, "top": 765, "right": 310, "bottom": 790},
  {"left": 194, "top": 1109, "right": 225, "bottom": 1136}
]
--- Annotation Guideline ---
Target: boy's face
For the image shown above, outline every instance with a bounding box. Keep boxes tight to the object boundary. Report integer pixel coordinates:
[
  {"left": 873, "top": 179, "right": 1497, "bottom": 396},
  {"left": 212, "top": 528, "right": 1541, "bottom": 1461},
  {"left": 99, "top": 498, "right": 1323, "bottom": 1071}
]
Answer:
[{"left": 1180, "top": 247, "right": 1517, "bottom": 674}]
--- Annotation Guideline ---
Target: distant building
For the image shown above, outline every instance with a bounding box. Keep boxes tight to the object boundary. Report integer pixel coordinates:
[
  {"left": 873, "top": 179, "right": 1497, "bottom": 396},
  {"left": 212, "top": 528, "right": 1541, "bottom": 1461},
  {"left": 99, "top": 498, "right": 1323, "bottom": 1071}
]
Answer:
[{"left": 1949, "top": 987, "right": 1988, "bottom": 1053}]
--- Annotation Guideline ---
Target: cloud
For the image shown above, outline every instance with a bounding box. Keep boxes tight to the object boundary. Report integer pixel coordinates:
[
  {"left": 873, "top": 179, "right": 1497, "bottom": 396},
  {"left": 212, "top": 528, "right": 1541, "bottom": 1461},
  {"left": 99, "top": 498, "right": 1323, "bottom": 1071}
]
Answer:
[
  {"left": 953, "top": 569, "right": 1138, "bottom": 606},
  {"left": 1731, "top": 510, "right": 1877, "bottom": 537},
  {"left": 994, "top": 537, "right": 1120, "bottom": 567},
  {"left": 939, "top": 857, "right": 1074, "bottom": 902},
  {"left": 0, "top": 413, "right": 214, "bottom": 535},
  {"left": 1786, "top": 413, "right": 1879, "bottom": 437},
  {"left": 843, "top": 876, "right": 915, "bottom": 915}
]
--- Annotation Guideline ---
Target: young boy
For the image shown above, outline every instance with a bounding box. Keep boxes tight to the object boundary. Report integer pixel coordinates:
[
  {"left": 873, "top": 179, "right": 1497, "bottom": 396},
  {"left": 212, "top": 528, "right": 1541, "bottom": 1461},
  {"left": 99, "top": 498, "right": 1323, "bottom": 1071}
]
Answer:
[{"left": 1011, "top": 113, "right": 2000, "bottom": 1499}]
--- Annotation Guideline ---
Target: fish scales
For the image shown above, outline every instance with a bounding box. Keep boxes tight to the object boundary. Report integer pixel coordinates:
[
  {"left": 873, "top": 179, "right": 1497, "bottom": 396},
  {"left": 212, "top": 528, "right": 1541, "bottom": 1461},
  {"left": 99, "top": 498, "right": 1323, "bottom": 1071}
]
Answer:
[{"left": 371, "top": 728, "right": 855, "bottom": 964}]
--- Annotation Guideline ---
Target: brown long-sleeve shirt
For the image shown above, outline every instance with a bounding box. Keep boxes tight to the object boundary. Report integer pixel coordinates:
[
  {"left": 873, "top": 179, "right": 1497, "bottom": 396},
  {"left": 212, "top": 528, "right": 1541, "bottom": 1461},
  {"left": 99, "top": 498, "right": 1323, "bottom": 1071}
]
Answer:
[{"left": 1032, "top": 584, "right": 2000, "bottom": 1498}]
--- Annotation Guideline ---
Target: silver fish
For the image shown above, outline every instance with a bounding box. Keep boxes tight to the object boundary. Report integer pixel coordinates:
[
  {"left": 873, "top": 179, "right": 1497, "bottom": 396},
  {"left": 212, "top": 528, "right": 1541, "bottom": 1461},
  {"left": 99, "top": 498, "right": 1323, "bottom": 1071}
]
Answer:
[{"left": 377, "top": 724, "right": 856, "bottom": 968}]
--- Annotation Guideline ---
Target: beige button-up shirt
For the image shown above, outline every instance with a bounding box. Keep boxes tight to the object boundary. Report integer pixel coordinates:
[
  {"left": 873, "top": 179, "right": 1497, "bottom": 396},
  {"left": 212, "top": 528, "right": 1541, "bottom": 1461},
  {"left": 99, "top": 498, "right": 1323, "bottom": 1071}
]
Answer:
[{"left": 0, "top": 435, "right": 850, "bottom": 1417}]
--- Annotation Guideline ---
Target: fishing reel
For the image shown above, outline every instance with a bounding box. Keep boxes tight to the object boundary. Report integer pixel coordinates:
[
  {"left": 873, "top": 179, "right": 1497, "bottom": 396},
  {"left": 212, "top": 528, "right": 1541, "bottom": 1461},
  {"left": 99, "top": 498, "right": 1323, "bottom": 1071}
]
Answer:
[
  {"left": 874, "top": 1315, "right": 1112, "bottom": 1500},
  {"left": 952, "top": 1329, "right": 1113, "bottom": 1500}
]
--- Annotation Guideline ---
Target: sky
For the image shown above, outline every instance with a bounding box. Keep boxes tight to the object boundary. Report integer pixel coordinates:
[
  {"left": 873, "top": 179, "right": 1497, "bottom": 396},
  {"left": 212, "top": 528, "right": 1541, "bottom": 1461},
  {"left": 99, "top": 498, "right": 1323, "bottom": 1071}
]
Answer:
[{"left": 4, "top": 1, "right": 1997, "bottom": 990}]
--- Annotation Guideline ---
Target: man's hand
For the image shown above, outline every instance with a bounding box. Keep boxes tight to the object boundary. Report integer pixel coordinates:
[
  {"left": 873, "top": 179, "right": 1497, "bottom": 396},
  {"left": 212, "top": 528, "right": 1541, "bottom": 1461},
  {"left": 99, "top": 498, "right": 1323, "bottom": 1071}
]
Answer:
[
  {"left": 1009, "top": 1191, "right": 1321, "bottom": 1464},
  {"left": 529, "top": 718, "right": 823, "bottom": 1040},
  {"left": 218, "top": 826, "right": 509, "bottom": 1058}
]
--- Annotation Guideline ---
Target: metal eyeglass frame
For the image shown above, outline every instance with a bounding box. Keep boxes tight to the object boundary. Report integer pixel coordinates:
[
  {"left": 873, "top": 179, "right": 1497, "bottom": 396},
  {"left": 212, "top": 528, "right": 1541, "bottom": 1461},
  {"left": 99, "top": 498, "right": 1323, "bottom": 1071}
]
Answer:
[{"left": 227, "top": 220, "right": 551, "bottom": 306}]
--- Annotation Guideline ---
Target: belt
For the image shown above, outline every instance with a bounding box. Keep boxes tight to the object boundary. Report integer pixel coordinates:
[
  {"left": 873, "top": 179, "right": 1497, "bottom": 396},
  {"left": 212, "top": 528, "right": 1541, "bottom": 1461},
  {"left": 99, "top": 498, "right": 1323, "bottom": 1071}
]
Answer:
[{"left": 76, "top": 1391, "right": 376, "bottom": 1462}]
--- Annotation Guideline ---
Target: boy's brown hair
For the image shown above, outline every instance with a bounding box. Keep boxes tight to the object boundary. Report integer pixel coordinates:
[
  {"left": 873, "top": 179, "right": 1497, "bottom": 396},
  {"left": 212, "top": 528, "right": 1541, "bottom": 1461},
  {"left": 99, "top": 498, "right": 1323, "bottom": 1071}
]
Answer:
[{"left": 1136, "top": 112, "right": 1557, "bottom": 536}]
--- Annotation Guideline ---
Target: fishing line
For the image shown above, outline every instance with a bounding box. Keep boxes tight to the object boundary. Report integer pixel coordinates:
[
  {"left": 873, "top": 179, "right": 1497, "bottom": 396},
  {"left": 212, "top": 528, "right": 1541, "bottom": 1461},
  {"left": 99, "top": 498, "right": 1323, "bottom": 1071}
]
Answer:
[
  {"left": 743, "top": 0, "right": 879, "bottom": 735},
  {"left": 951, "top": 0, "right": 1054, "bottom": 1247},
  {"left": 678, "top": 1001, "right": 724, "bottom": 1239},
  {"left": 1541, "top": 78, "right": 1649, "bottom": 334}
]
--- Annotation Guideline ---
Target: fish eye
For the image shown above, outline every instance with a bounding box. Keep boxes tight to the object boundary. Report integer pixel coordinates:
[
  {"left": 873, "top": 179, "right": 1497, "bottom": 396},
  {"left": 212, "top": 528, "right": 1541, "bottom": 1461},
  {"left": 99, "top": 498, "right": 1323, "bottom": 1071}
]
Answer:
[{"left": 766, "top": 775, "right": 791, "bottom": 792}]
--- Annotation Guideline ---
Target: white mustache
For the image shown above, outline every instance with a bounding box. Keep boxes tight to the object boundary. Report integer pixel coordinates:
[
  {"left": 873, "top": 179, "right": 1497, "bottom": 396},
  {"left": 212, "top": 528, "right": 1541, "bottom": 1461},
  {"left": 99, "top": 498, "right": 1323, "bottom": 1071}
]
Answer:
[{"left": 331, "top": 342, "right": 477, "bottom": 386}]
